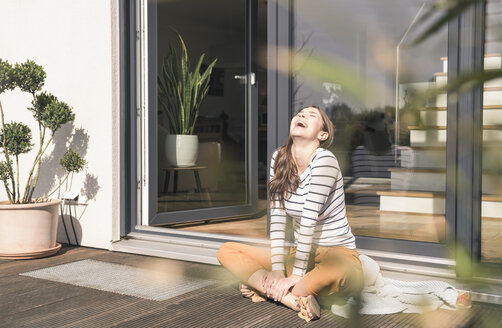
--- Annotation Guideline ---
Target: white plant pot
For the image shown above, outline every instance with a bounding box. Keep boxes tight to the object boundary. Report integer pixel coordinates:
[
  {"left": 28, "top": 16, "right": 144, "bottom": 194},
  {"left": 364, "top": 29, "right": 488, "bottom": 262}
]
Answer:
[{"left": 165, "top": 134, "right": 199, "bottom": 167}]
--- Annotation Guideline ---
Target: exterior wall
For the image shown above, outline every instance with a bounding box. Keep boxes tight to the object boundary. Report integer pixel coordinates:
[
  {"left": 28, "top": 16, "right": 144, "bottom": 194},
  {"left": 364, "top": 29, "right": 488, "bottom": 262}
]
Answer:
[{"left": 0, "top": 0, "right": 121, "bottom": 249}]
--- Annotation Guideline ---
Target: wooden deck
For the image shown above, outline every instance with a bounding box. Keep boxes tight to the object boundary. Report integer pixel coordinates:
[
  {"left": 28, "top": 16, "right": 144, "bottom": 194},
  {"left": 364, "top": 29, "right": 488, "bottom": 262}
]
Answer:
[{"left": 1, "top": 245, "right": 501, "bottom": 327}]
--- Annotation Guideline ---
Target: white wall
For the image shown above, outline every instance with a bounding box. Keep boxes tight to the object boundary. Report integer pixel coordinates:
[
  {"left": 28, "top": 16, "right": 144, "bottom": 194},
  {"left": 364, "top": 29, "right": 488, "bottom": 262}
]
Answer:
[{"left": 0, "top": 0, "right": 120, "bottom": 249}]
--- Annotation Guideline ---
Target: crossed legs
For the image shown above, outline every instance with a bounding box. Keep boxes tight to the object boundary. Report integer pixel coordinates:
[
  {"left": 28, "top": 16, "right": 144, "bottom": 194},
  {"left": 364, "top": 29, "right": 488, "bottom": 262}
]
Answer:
[{"left": 217, "top": 242, "right": 311, "bottom": 312}]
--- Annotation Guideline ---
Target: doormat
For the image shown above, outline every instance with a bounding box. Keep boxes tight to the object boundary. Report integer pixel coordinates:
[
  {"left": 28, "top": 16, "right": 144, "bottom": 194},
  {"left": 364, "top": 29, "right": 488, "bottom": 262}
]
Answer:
[{"left": 20, "top": 259, "right": 216, "bottom": 301}]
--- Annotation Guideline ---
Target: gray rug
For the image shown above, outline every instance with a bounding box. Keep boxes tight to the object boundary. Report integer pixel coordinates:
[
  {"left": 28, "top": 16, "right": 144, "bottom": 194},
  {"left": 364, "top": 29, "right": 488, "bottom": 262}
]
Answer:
[{"left": 20, "top": 259, "right": 216, "bottom": 301}]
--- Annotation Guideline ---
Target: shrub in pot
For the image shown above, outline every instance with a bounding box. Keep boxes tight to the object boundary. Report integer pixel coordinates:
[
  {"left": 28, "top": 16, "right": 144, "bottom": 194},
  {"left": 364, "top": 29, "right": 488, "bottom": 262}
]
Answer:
[
  {"left": 0, "top": 58, "right": 86, "bottom": 259},
  {"left": 158, "top": 33, "right": 217, "bottom": 167}
]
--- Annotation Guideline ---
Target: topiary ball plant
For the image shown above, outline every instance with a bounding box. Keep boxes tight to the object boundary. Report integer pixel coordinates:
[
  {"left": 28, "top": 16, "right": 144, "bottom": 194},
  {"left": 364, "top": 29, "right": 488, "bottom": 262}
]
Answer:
[{"left": 0, "top": 58, "right": 86, "bottom": 204}]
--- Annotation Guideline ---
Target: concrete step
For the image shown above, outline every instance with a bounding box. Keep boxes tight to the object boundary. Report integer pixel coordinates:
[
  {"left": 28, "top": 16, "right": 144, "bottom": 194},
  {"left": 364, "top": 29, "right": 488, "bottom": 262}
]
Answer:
[
  {"left": 419, "top": 106, "right": 502, "bottom": 126},
  {"left": 378, "top": 190, "right": 502, "bottom": 218},
  {"left": 434, "top": 73, "right": 502, "bottom": 89},
  {"left": 388, "top": 167, "right": 501, "bottom": 194},
  {"left": 409, "top": 125, "right": 502, "bottom": 147},
  {"left": 408, "top": 146, "right": 502, "bottom": 169},
  {"left": 433, "top": 87, "right": 502, "bottom": 107},
  {"left": 441, "top": 53, "right": 502, "bottom": 72},
  {"left": 429, "top": 87, "right": 502, "bottom": 107}
]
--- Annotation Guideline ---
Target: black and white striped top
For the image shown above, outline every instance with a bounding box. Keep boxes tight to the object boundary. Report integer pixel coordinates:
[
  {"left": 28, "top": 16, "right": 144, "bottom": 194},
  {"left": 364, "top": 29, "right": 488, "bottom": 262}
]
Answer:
[{"left": 269, "top": 147, "right": 356, "bottom": 276}]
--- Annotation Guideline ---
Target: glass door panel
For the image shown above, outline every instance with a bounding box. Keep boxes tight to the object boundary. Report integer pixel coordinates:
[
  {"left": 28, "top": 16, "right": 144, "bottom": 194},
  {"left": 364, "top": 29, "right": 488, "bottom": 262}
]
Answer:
[
  {"left": 150, "top": 0, "right": 258, "bottom": 225},
  {"left": 291, "top": 0, "right": 447, "bottom": 243},
  {"left": 482, "top": 0, "right": 502, "bottom": 263}
]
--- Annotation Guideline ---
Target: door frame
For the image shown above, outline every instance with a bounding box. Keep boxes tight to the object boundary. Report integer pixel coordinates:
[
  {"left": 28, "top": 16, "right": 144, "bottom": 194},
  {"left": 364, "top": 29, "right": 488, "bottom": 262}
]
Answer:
[{"left": 141, "top": 0, "right": 259, "bottom": 226}]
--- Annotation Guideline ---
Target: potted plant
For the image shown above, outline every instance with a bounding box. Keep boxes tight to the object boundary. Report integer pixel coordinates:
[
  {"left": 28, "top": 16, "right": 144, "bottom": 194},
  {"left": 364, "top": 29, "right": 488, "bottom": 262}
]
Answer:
[
  {"left": 0, "top": 58, "right": 86, "bottom": 259},
  {"left": 158, "top": 33, "right": 217, "bottom": 167}
]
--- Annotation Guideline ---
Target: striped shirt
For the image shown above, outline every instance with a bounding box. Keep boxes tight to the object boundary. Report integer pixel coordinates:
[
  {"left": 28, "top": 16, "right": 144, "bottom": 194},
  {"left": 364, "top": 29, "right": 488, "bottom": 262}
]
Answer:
[{"left": 269, "top": 147, "right": 356, "bottom": 276}]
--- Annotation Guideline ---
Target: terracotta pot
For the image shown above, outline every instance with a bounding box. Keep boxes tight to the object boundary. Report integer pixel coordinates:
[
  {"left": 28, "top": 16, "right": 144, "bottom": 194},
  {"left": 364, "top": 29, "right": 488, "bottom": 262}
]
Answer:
[{"left": 0, "top": 199, "right": 63, "bottom": 259}]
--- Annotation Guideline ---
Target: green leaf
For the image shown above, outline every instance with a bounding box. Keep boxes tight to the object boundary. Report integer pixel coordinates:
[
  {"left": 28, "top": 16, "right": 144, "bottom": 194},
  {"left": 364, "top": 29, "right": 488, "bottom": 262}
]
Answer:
[
  {"left": 0, "top": 59, "right": 15, "bottom": 94},
  {"left": 60, "top": 147, "right": 86, "bottom": 173},
  {"left": 0, "top": 159, "right": 13, "bottom": 181},
  {"left": 29, "top": 92, "right": 57, "bottom": 122},
  {"left": 12, "top": 60, "right": 46, "bottom": 94},
  {"left": 0, "top": 122, "right": 33, "bottom": 156},
  {"left": 41, "top": 99, "right": 75, "bottom": 132},
  {"left": 158, "top": 32, "right": 217, "bottom": 134}
]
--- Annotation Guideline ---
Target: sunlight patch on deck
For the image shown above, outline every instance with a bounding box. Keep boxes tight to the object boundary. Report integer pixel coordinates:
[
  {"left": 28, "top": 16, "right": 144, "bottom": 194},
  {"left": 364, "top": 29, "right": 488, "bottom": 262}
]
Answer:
[{"left": 20, "top": 259, "right": 215, "bottom": 301}]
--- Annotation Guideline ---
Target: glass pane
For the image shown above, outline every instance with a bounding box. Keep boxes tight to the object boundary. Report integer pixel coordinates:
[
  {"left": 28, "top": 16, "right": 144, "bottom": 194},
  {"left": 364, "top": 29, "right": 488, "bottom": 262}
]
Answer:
[
  {"left": 155, "top": 0, "right": 248, "bottom": 214},
  {"left": 482, "top": 0, "right": 502, "bottom": 263},
  {"left": 291, "top": 0, "right": 447, "bottom": 242}
]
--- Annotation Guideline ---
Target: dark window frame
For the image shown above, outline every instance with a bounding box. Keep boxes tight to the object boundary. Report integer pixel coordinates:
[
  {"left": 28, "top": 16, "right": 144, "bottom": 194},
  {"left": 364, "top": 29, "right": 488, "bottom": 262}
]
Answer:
[
  {"left": 120, "top": 0, "right": 137, "bottom": 236},
  {"left": 120, "top": 0, "right": 502, "bottom": 277}
]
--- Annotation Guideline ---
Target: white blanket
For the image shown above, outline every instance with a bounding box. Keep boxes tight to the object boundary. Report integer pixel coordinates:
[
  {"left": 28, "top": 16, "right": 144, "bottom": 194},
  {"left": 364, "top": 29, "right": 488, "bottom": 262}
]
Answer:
[{"left": 331, "top": 255, "right": 458, "bottom": 318}]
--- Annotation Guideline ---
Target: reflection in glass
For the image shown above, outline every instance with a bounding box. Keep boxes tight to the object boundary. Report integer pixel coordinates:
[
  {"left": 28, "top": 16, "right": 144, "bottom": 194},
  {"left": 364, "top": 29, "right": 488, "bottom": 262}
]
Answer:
[
  {"left": 292, "top": 0, "right": 447, "bottom": 242},
  {"left": 156, "top": 0, "right": 247, "bottom": 214},
  {"left": 482, "top": 0, "right": 502, "bottom": 263}
]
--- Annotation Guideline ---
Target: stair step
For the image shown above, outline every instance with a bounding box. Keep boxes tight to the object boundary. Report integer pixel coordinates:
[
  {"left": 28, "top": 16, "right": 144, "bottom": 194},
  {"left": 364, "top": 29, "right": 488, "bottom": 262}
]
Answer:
[
  {"left": 388, "top": 167, "right": 444, "bottom": 173},
  {"left": 400, "top": 147, "right": 502, "bottom": 169},
  {"left": 419, "top": 108, "right": 502, "bottom": 126},
  {"left": 409, "top": 127, "right": 502, "bottom": 147},
  {"left": 378, "top": 190, "right": 502, "bottom": 217},
  {"left": 409, "top": 148, "right": 445, "bottom": 169},
  {"left": 440, "top": 54, "right": 502, "bottom": 72},
  {"left": 412, "top": 145, "right": 502, "bottom": 149},
  {"left": 388, "top": 168, "right": 500, "bottom": 193},
  {"left": 420, "top": 105, "right": 502, "bottom": 110},
  {"left": 440, "top": 53, "right": 501, "bottom": 61},
  {"left": 377, "top": 190, "right": 444, "bottom": 198},
  {"left": 389, "top": 167, "right": 502, "bottom": 174},
  {"left": 378, "top": 190, "right": 502, "bottom": 201},
  {"left": 433, "top": 87, "right": 502, "bottom": 107},
  {"left": 409, "top": 125, "right": 502, "bottom": 130},
  {"left": 434, "top": 74, "right": 502, "bottom": 88}
]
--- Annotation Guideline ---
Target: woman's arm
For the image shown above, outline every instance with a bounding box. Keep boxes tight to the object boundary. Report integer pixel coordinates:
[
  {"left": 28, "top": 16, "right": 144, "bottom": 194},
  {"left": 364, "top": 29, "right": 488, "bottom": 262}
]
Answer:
[
  {"left": 269, "top": 150, "right": 288, "bottom": 272},
  {"left": 292, "top": 152, "right": 341, "bottom": 277}
]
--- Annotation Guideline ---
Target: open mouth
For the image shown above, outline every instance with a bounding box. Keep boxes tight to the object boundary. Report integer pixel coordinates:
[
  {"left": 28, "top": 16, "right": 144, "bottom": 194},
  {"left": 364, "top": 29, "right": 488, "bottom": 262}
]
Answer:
[{"left": 296, "top": 120, "right": 307, "bottom": 128}]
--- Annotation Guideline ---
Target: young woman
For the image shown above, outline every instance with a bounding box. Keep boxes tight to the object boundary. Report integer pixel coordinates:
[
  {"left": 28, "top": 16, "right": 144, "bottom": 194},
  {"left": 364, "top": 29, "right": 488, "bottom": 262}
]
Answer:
[{"left": 217, "top": 106, "right": 363, "bottom": 322}]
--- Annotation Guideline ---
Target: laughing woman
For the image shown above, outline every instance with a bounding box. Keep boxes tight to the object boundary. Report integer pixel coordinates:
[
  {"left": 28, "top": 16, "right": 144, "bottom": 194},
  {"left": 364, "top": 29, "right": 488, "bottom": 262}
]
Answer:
[{"left": 217, "top": 106, "right": 363, "bottom": 322}]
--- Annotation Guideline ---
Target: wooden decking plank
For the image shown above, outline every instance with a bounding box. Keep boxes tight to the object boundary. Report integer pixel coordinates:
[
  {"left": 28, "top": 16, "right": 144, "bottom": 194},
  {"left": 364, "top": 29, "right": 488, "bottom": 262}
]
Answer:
[
  {"left": 0, "top": 275, "right": 61, "bottom": 297},
  {"left": 150, "top": 292, "right": 302, "bottom": 328},
  {"left": 1, "top": 246, "right": 501, "bottom": 327},
  {"left": 59, "top": 283, "right": 233, "bottom": 328},
  {"left": 0, "top": 279, "right": 91, "bottom": 317},
  {"left": 21, "top": 291, "right": 144, "bottom": 328},
  {"left": 2, "top": 288, "right": 121, "bottom": 327},
  {"left": 107, "top": 288, "right": 233, "bottom": 327},
  {"left": 0, "top": 246, "right": 106, "bottom": 277},
  {"left": 53, "top": 295, "right": 154, "bottom": 328}
]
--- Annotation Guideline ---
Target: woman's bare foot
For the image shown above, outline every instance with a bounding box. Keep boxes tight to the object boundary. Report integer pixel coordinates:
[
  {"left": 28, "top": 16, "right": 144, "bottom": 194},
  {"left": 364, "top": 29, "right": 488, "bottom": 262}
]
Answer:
[
  {"left": 239, "top": 283, "right": 266, "bottom": 302},
  {"left": 281, "top": 293, "right": 320, "bottom": 322},
  {"left": 296, "top": 295, "right": 321, "bottom": 322},
  {"left": 239, "top": 283, "right": 254, "bottom": 297}
]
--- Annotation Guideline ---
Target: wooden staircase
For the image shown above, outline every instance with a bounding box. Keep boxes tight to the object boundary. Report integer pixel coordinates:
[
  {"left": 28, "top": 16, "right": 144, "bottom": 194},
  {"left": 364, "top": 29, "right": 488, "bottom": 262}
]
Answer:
[{"left": 378, "top": 54, "right": 502, "bottom": 219}]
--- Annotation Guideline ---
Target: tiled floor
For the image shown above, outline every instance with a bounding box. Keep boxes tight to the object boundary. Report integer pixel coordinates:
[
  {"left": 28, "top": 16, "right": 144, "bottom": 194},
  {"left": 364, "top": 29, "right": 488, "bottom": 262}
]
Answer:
[{"left": 1, "top": 245, "right": 501, "bottom": 328}]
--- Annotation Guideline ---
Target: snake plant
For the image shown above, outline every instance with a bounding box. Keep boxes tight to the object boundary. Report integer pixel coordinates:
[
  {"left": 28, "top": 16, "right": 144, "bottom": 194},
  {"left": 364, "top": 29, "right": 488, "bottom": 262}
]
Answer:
[{"left": 158, "top": 33, "right": 217, "bottom": 135}]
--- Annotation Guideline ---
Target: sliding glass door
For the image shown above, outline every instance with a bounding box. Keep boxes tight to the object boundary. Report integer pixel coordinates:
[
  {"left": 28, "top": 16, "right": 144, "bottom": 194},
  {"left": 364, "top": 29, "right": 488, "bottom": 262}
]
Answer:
[
  {"left": 147, "top": 0, "right": 259, "bottom": 225},
  {"left": 277, "top": 0, "right": 451, "bottom": 256}
]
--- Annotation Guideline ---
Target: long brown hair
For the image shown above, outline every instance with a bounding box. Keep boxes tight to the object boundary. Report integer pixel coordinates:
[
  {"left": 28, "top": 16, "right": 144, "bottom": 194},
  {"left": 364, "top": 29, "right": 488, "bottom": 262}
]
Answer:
[{"left": 268, "top": 105, "right": 334, "bottom": 208}]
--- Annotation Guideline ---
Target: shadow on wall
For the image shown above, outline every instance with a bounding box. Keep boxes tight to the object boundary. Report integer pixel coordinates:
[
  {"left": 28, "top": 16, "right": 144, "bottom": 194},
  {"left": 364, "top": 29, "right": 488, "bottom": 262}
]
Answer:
[
  {"left": 57, "top": 206, "right": 83, "bottom": 246},
  {"left": 33, "top": 121, "right": 100, "bottom": 245}
]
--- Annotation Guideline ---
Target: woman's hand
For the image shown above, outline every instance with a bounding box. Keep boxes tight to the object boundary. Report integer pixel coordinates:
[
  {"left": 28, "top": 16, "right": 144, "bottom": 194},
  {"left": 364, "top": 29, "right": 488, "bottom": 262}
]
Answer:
[
  {"left": 262, "top": 270, "right": 284, "bottom": 298},
  {"left": 271, "top": 274, "right": 302, "bottom": 302}
]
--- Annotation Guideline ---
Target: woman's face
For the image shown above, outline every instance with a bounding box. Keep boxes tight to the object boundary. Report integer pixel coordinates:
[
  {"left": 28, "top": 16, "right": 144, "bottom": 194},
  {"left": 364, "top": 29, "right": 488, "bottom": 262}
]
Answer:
[{"left": 290, "top": 107, "right": 328, "bottom": 144}]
